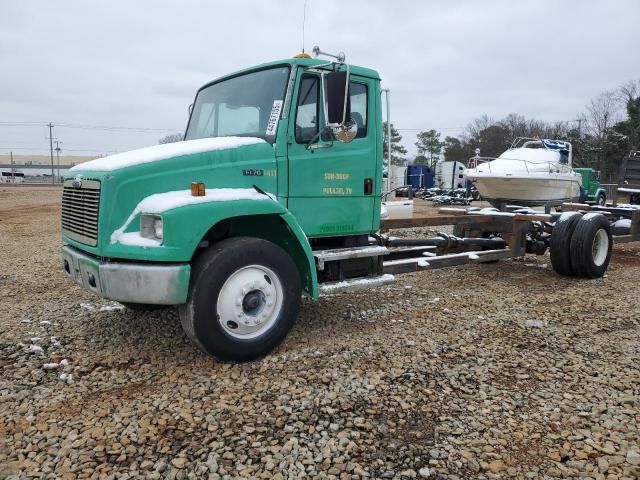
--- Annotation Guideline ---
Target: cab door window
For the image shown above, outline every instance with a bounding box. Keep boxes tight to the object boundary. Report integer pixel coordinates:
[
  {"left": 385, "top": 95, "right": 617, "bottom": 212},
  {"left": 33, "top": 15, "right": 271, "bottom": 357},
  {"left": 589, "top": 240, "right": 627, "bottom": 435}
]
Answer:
[
  {"left": 295, "top": 75, "right": 319, "bottom": 143},
  {"left": 350, "top": 82, "right": 368, "bottom": 138}
]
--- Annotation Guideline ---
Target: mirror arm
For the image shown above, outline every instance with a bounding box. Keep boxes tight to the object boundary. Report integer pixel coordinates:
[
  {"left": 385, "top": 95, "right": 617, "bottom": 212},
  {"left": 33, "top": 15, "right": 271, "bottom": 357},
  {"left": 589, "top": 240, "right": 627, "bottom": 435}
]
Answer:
[
  {"left": 341, "top": 64, "right": 350, "bottom": 126},
  {"left": 305, "top": 127, "right": 334, "bottom": 150}
]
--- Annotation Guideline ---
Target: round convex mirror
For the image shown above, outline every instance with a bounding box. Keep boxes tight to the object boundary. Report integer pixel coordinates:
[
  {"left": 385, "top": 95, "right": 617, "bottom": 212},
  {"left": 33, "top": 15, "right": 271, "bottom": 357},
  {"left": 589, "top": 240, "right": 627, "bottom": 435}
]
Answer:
[{"left": 332, "top": 119, "right": 358, "bottom": 143}]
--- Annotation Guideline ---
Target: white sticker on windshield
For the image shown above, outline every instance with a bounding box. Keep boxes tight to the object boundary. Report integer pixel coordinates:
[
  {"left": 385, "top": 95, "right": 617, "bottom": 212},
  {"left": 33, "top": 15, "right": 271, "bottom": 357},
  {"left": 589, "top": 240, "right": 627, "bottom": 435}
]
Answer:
[{"left": 265, "top": 100, "right": 283, "bottom": 136}]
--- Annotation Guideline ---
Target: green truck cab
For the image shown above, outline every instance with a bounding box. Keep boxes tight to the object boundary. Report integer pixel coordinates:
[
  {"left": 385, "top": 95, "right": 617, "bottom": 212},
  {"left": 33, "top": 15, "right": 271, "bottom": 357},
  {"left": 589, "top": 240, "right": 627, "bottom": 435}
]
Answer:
[
  {"left": 61, "top": 54, "right": 385, "bottom": 360},
  {"left": 574, "top": 168, "right": 607, "bottom": 206}
]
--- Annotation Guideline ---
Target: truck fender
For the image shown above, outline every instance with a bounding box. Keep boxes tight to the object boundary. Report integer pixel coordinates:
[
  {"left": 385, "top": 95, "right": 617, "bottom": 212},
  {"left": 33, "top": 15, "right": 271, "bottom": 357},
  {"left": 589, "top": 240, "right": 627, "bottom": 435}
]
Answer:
[
  {"left": 106, "top": 198, "right": 319, "bottom": 299},
  {"left": 182, "top": 204, "right": 319, "bottom": 300}
]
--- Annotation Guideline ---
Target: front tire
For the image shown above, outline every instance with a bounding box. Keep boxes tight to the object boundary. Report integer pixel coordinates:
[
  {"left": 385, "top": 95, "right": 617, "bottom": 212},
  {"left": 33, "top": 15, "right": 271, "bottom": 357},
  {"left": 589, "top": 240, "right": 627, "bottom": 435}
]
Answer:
[
  {"left": 596, "top": 193, "right": 606, "bottom": 206},
  {"left": 179, "top": 237, "right": 302, "bottom": 361}
]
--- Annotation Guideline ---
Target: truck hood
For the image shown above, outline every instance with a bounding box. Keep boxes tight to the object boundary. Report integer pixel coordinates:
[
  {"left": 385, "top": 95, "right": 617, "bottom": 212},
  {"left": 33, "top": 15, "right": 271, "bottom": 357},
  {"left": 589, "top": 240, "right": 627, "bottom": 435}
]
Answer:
[
  {"left": 63, "top": 136, "right": 279, "bottom": 259},
  {"left": 70, "top": 136, "right": 267, "bottom": 173}
]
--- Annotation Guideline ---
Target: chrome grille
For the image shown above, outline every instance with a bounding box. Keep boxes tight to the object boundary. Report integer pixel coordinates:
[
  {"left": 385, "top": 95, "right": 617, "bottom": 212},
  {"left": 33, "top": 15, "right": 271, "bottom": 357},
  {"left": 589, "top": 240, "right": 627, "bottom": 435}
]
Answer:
[{"left": 61, "top": 179, "right": 101, "bottom": 246}]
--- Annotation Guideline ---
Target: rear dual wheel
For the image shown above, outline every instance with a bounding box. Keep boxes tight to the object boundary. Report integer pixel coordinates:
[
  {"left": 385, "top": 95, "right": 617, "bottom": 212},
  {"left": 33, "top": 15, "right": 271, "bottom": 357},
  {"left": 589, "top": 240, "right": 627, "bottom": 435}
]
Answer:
[
  {"left": 550, "top": 212, "right": 612, "bottom": 278},
  {"left": 178, "top": 237, "right": 301, "bottom": 361},
  {"left": 569, "top": 213, "right": 612, "bottom": 278}
]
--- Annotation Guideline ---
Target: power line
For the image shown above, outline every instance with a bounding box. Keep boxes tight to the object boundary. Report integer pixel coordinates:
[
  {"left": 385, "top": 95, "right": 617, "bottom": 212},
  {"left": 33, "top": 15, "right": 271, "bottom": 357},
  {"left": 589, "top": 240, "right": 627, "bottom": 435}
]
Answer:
[
  {"left": 0, "top": 146, "right": 119, "bottom": 153},
  {"left": 0, "top": 121, "right": 180, "bottom": 132},
  {"left": 56, "top": 123, "right": 179, "bottom": 132},
  {"left": 396, "top": 127, "right": 465, "bottom": 132}
]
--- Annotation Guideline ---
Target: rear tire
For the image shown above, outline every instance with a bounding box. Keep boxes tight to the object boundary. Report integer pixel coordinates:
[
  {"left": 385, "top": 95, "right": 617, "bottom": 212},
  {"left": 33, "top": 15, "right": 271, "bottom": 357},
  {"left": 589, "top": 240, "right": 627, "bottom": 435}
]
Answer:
[
  {"left": 569, "top": 213, "right": 612, "bottom": 278},
  {"left": 178, "top": 237, "right": 302, "bottom": 361},
  {"left": 549, "top": 212, "right": 582, "bottom": 277}
]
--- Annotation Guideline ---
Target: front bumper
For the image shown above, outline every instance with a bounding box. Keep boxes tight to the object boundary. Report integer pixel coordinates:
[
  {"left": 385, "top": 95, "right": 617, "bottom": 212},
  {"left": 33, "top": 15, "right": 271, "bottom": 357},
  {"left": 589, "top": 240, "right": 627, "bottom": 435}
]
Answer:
[{"left": 62, "top": 245, "right": 190, "bottom": 305}]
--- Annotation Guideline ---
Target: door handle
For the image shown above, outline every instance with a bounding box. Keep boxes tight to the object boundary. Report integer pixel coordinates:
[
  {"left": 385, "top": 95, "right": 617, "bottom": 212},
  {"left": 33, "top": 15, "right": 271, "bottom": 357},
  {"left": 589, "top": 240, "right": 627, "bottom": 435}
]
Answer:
[{"left": 364, "top": 178, "right": 373, "bottom": 195}]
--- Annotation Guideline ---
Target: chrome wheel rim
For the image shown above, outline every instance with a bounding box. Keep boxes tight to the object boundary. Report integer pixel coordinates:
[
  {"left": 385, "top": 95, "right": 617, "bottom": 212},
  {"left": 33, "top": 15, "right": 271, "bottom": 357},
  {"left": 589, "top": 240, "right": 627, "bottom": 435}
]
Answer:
[
  {"left": 592, "top": 229, "right": 609, "bottom": 267},
  {"left": 216, "top": 265, "right": 284, "bottom": 339}
]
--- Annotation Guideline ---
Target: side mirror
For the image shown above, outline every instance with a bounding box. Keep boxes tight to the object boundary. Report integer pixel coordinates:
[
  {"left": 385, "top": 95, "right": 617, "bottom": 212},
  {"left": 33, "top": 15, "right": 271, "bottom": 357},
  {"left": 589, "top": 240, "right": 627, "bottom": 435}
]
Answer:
[
  {"left": 188, "top": 103, "right": 194, "bottom": 116},
  {"left": 325, "top": 71, "right": 350, "bottom": 125},
  {"left": 325, "top": 71, "right": 357, "bottom": 143}
]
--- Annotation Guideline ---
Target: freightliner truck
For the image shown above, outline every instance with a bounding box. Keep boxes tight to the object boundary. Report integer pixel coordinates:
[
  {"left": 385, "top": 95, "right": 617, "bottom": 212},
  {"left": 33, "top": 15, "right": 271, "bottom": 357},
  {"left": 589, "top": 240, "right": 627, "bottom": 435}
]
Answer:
[{"left": 62, "top": 49, "right": 637, "bottom": 361}]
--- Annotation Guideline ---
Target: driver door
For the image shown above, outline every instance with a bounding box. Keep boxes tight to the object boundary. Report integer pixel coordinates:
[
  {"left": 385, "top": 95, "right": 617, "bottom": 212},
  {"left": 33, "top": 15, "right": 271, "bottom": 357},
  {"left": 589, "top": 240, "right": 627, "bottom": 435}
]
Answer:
[{"left": 286, "top": 70, "right": 377, "bottom": 238}]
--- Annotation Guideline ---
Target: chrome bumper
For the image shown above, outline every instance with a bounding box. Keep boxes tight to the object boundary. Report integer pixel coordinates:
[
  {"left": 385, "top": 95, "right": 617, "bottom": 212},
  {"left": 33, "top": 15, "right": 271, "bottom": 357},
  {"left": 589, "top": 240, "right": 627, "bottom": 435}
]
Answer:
[{"left": 61, "top": 245, "right": 190, "bottom": 305}]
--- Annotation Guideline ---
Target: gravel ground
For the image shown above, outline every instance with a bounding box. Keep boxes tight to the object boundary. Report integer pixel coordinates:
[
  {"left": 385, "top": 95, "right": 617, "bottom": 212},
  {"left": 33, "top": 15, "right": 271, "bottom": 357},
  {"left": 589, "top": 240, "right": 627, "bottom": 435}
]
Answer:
[{"left": 1, "top": 186, "right": 639, "bottom": 480}]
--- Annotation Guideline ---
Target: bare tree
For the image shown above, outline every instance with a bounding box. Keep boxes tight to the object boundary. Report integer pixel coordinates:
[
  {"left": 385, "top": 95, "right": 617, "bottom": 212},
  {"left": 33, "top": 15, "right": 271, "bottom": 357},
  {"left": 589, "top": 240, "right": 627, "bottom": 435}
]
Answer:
[
  {"left": 159, "top": 133, "right": 184, "bottom": 144},
  {"left": 617, "top": 79, "right": 640, "bottom": 105},
  {"left": 463, "top": 114, "right": 494, "bottom": 144},
  {"left": 585, "top": 90, "right": 620, "bottom": 139}
]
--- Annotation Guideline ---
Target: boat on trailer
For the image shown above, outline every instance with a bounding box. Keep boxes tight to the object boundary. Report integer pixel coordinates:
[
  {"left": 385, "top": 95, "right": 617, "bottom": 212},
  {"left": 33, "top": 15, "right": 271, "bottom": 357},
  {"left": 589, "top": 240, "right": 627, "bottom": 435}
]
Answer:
[{"left": 464, "top": 138, "right": 582, "bottom": 210}]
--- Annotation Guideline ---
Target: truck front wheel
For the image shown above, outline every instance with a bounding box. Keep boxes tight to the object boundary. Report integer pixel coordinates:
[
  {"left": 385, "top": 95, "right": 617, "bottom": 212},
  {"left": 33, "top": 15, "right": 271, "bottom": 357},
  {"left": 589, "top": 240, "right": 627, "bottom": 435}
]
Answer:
[
  {"left": 178, "top": 237, "right": 301, "bottom": 361},
  {"left": 596, "top": 193, "right": 606, "bottom": 206}
]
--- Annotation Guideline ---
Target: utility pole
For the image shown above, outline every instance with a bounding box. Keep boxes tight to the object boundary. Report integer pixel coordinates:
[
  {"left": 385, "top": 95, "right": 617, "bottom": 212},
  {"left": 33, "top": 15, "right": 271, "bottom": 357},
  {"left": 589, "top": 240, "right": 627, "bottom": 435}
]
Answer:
[
  {"left": 54, "top": 140, "right": 62, "bottom": 182},
  {"left": 48, "top": 122, "right": 54, "bottom": 184},
  {"left": 382, "top": 89, "right": 391, "bottom": 194}
]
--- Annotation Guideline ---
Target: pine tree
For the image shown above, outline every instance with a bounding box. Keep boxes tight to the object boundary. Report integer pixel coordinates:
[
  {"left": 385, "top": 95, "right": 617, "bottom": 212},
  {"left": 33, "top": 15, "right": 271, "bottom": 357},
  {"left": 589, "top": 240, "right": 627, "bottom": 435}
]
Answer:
[
  {"left": 382, "top": 122, "right": 408, "bottom": 167},
  {"left": 415, "top": 129, "right": 443, "bottom": 167}
]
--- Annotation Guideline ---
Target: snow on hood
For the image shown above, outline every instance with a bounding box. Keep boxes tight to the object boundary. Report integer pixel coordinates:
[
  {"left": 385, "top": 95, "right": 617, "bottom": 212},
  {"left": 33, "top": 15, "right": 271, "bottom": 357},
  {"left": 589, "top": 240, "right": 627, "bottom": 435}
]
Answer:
[
  {"left": 110, "top": 188, "right": 274, "bottom": 245},
  {"left": 70, "top": 137, "right": 267, "bottom": 172}
]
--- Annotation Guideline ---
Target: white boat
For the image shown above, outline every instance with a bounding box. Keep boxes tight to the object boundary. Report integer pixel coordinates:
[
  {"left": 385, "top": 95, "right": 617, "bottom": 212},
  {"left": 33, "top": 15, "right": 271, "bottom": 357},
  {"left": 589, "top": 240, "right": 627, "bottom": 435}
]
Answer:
[{"left": 464, "top": 138, "right": 581, "bottom": 209}]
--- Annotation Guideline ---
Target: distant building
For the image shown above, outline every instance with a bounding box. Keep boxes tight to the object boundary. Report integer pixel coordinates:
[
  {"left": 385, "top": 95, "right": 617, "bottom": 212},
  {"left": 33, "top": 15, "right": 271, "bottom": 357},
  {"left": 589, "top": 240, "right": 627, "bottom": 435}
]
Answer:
[{"left": 0, "top": 154, "right": 99, "bottom": 167}]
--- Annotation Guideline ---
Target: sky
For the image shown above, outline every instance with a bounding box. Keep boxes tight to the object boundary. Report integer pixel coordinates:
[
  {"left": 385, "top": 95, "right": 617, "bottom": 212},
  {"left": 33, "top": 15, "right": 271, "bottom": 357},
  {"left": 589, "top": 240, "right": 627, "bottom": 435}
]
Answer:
[{"left": 1, "top": 0, "right": 639, "bottom": 160}]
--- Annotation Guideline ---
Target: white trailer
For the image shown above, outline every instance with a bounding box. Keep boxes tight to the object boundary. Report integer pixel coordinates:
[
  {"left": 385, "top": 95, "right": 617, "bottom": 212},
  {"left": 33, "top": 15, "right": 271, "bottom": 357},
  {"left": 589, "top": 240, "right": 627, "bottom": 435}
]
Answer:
[{"left": 435, "top": 161, "right": 466, "bottom": 189}]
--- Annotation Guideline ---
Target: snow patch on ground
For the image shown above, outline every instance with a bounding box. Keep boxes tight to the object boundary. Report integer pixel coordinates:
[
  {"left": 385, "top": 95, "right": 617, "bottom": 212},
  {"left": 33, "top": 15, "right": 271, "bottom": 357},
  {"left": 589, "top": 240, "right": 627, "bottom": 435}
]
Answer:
[
  {"left": 320, "top": 274, "right": 395, "bottom": 292},
  {"left": 80, "top": 302, "right": 95, "bottom": 312},
  {"left": 526, "top": 319, "right": 545, "bottom": 328},
  {"left": 82, "top": 302, "right": 125, "bottom": 312},
  {"left": 70, "top": 137, "right": 266, "bottom": 172},
  {"left": 99, "top": 304, "right": 125, "bottom": 312}
]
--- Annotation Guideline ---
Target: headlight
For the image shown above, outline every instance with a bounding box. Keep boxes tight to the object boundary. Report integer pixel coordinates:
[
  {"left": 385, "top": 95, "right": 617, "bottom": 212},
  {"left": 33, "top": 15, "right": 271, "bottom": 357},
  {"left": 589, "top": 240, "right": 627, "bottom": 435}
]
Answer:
[{"left": 140, "top": 214, "right": 163, "bottom": 242}]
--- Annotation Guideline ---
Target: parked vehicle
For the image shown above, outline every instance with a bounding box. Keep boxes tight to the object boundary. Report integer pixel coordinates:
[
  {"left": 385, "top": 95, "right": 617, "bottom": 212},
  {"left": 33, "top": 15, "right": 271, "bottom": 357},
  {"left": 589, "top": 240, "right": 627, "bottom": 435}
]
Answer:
[
  {"left": 435, "top": 160, "right": 466, "bottom": 189},
  {"left": 61, "top": 51, "right": 635, "bottom": 361},
  {"left": 618, "top": 151, "right": 640, "bottom": 204},
  {"left": 574, "top": 168, "right": 607, "bottom": 205},
  {"left": 464, "top": 138, "right": 582, "bottom": 210},
  {"left": 0, "top": 170, "right": 25, "bottom": 183}
]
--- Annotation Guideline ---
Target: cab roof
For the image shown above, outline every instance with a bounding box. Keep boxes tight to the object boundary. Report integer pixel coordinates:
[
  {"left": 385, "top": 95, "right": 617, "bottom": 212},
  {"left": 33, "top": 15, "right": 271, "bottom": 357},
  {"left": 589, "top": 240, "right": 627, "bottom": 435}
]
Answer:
[{"left": 198, "top": 57, "right": 380, "bottom": 92}]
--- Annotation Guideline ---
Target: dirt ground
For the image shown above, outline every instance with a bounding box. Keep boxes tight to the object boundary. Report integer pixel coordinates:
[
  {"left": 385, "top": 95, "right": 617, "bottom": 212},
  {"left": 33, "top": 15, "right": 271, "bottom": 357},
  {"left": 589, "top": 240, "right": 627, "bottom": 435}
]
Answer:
[{"left": 1, "top": 186, "right": 639, "bottom": 479}]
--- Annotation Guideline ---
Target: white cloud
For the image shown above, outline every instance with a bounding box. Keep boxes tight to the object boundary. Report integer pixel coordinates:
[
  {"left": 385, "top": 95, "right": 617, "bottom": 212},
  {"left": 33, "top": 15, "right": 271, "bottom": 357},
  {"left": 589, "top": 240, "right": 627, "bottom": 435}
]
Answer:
[{"left": 0, "top": 0, "right": 638, "bottom": 157}]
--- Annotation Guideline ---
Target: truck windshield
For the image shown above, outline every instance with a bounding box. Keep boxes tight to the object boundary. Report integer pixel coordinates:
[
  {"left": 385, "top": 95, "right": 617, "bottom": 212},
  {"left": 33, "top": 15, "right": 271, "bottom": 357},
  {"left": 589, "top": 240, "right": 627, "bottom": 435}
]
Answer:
[{"left": 185, "top": 66, "right": 290, "bottom": 143}]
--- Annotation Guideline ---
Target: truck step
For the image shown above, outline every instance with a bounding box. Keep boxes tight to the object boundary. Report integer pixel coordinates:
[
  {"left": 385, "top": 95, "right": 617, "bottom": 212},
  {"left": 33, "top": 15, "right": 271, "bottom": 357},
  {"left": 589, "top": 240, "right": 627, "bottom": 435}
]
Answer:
[
  {"left": 313, "top": 245, "right": 388, "bottom": 270},
  {"left": 319, "top": 274, "right": 395, "bottom": 295}
]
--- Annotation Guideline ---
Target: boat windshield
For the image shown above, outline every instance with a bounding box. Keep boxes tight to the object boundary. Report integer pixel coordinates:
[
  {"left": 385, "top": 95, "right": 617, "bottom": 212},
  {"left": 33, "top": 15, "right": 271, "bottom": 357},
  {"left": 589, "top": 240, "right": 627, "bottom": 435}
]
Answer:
[
  {"left": 185, "top": 66, "right": 290, "bottom": 144},
  {"left": 501, "top": 138, "right": 570, "bottom": 164}
]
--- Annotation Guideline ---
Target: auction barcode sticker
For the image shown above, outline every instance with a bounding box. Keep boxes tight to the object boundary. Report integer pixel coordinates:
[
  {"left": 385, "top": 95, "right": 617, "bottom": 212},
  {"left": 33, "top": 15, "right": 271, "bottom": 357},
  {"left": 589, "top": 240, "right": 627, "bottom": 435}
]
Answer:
[{"left": 265, "top": 100, "right": 283, "bottom": 136}]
